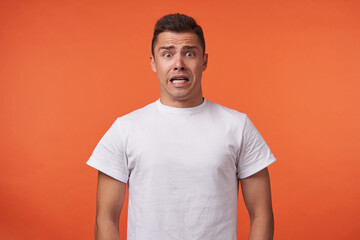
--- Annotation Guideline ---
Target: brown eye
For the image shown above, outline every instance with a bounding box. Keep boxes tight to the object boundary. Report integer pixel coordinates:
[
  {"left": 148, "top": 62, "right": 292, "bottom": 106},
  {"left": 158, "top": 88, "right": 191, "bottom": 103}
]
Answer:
[
  {"left": 185, "top": 52, "right": 195, "bottom": 57},
  {"left": 163, "top": 52, "right": 172, "bottom": 57}
]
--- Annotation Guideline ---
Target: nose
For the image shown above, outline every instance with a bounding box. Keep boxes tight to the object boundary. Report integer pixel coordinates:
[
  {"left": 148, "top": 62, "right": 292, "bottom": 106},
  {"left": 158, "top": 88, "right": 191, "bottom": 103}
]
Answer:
[{"left": 173, "top": 54, "right": 185, "bottom": 71}]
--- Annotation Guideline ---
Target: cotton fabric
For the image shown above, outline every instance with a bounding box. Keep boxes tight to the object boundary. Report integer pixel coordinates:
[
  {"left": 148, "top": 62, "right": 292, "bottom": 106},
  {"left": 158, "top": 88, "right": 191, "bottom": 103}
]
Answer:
[{"left": 87, "top": 99, "right": 276, "bottom": 240}]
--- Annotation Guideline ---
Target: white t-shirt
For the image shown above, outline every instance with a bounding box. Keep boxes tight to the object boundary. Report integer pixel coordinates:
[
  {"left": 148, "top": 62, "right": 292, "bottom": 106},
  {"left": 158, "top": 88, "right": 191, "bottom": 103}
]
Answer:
[{"left": 87, "top": 99, "right": 276, "bottom": 240}]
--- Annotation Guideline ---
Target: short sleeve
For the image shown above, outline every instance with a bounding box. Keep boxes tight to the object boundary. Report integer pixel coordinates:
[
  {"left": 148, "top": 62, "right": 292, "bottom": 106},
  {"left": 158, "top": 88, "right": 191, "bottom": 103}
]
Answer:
[
  {"left": 237, "top": 115, "right": 276, "bottom": 179},
  {"left": 86, "top": 119, "right": 129, "bottom": 183}
]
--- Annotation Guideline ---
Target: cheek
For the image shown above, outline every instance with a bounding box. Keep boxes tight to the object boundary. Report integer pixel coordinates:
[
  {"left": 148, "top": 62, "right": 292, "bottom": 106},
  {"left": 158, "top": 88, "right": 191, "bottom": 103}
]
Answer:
[
  {"left": 193, "top": 64, "right": 204, "bottom": 75},
  {"left": 157, "top": 63, "right": 170, "bottom": 74},
  {"left": 157, "top": 68, "right": 169, "bottom": 81},
  {"left": 158, "top": 68, "right": 168, "bottom": 78}
]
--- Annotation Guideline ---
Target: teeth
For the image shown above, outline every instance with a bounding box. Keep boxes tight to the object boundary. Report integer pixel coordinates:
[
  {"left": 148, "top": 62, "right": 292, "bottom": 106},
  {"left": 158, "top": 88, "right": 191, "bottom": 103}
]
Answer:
[
  {"left": 171, "top": 77, "right": 188, "bottom": 81},
  {"left": 172, "top": 80, "right": 187, "bottom": 83}
]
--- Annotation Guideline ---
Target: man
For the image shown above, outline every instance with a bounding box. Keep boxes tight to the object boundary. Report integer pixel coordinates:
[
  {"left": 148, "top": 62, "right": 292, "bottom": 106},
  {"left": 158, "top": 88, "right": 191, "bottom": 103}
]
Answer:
[{"left": 87, "top": 13, "right": 276, "bottom": 240}]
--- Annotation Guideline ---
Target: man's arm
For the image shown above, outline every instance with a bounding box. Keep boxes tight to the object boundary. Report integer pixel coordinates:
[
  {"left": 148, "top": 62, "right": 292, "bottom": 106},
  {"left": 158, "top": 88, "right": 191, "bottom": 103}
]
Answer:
[
  {"left": 240, "top": 167, "right": 274, "bottom": 240},
  {"left": 95, "top": 171, "right": 126, "bottom": 240}
]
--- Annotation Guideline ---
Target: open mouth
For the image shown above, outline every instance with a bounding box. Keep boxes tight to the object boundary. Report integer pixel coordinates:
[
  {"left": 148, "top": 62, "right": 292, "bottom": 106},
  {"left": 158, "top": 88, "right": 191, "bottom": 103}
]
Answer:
[{"left": 170, "top": 77, "right": 189, "bottom": 83}]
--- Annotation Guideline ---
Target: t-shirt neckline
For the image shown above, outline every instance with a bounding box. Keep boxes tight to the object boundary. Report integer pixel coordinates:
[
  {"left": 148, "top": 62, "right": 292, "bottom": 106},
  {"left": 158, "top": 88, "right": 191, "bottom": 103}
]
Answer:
[{"left": 155, "top": 98, "right": 208, "bottom": 115}]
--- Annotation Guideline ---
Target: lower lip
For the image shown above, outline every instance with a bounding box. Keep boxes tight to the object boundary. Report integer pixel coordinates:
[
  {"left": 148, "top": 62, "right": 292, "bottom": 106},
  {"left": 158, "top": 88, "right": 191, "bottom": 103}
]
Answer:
[{"left": 170, "top": 80, "right": 190, "bottom": 88}]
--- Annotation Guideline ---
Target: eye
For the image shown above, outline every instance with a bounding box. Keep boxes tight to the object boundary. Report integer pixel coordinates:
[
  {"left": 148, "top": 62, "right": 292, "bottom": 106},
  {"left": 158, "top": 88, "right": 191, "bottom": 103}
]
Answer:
[
  {"left": 185, "top": 51, "right": 195, "bottom": 57},
  {"left": 163, "top": 52, "right": 172, "bottom": 57}
]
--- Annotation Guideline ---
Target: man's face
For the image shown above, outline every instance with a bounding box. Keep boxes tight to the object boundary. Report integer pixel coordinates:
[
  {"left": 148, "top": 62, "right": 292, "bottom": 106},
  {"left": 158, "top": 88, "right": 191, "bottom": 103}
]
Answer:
[{"left": 150, "top": 31, "right": 208, "bottom": 107}]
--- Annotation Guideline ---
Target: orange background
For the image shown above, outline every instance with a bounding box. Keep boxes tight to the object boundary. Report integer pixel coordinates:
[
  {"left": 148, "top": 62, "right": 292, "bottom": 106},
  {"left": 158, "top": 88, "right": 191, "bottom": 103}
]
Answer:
[{"left": 1, "top": 0, "right": 359, "bottom": 239}]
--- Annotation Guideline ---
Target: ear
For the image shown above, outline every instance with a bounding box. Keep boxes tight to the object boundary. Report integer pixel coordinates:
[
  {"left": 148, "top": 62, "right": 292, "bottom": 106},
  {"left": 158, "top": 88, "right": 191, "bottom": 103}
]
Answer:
[
  {"left": 150, "top": 55, "right": 157, "bottom": 73},
  {"left": 202, "top": 53, "right": 208, "bottom": 71}
]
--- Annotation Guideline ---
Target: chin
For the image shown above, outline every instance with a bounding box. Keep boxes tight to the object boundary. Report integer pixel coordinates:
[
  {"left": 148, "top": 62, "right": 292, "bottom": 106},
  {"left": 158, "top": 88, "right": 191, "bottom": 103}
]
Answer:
[{"left": 172, "top": 91, "right": 192, "bottom": 100}]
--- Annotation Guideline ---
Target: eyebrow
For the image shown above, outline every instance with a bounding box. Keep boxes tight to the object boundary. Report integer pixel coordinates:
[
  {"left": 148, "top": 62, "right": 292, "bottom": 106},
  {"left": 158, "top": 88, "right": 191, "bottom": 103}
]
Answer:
[
  {"left": 158, "top": 46, "right": 175, "bottom": 51},
  {"left": 182, "top": 46, "right": 199, "bottom": 50},
  {"left": 158, "top": 45, "right": 200, "bottom": 51}
]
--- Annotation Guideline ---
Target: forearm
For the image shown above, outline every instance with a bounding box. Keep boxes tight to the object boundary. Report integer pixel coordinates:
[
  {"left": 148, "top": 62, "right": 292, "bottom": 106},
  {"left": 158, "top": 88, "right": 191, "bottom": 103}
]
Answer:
[
  {"left": 241, "top": 168, "right": 274, "bottom": 240},
  {"left": 95, "top": 172, "right": 126, "bottom": 240},
  {"left": 248, "top": 213, "right": 274, "bottom": 240},
  {"left": 95, "top": 218, "right": 120, "bottom": 240}
]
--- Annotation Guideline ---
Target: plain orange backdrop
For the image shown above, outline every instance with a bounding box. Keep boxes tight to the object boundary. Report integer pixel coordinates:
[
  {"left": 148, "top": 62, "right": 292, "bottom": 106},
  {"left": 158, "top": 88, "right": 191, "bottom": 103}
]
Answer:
[{"left": 1, "top": 0, "right": 359, "bottom": 239}]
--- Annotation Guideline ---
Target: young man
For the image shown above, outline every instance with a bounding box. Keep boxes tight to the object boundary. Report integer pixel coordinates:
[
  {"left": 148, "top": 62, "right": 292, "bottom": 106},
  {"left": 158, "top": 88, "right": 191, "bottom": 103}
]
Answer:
[{"left": 87, "top": 13, "right": 276, "bottom": 240}]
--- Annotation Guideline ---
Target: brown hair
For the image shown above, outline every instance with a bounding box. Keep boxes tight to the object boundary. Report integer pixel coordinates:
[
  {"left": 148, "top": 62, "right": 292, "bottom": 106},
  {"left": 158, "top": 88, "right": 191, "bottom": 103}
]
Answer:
[{"left": 151, "top": 13, "right": 205, "bottom": 56}]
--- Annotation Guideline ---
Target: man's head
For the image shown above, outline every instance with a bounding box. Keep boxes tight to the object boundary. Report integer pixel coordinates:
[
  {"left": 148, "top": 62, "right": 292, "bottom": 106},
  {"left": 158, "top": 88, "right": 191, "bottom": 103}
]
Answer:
[
  {"left": 151, "top": 13, "right": 206, "bottom": 57},
  {"left": 150, "top": 14, "right": 208, "bottom": 108}
]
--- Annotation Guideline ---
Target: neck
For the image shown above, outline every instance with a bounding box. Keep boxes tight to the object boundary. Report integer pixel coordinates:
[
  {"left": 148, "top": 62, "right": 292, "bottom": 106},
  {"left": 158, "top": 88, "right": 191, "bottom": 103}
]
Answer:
[{"left": 159, "top": 96, "right": 204, "bottom": 108}]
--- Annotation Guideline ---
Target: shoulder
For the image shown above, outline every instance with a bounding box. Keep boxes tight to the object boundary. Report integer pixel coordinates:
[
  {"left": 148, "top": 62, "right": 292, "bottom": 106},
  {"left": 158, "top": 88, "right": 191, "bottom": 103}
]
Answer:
[
  {"left": 206, "top": 99, "right": 248, "bottom": 124},
  {"left": 115, "top": 101, "right": 157, "bottom": 123},
  {"left": 105, "top": 101, "right": 158, "bottom": 135}
]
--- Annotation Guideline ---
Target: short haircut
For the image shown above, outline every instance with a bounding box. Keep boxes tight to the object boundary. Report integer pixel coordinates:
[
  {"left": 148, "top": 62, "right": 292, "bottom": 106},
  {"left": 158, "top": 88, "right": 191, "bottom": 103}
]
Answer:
[{"left": 151, "top": 13, "right": 205, "bottom": 56}]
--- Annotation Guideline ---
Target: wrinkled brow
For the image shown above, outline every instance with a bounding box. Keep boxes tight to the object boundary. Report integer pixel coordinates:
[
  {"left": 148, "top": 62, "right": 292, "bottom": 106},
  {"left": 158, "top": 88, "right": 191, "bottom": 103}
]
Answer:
[
  {"left": 158, "top": 46, "right": 175, "bottom": 51},
  {"left": 158, "top": 45, "right": 199, "bottom": 51},
  {"left": 182, "top": 46, "right": 199, "bottom": 50}
]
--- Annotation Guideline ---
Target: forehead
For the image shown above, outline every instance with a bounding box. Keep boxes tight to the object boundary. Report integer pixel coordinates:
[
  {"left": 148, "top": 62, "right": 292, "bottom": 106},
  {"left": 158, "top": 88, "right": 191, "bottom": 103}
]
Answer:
[{"left": 155, "top": 31, "right": 201, "bottom": 49}]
